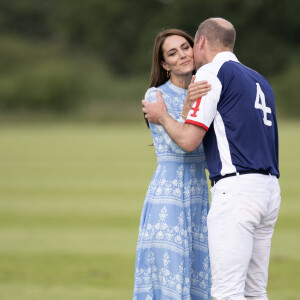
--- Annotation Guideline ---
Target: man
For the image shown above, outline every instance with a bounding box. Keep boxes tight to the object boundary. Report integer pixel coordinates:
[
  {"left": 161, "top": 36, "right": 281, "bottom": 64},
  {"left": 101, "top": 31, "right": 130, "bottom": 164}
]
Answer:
[{"left": 142, "top": 18, "right": 281, "bottom": 300}]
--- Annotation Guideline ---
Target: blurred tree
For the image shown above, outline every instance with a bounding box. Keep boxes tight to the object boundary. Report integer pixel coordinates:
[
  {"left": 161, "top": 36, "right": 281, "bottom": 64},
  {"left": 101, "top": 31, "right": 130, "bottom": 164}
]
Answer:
[
  {"left": 0, "top": 0, "right": 299, "bottom": 115},
  {"left": 0, "top": 0, "right": 51, "bottom": 37},
  {"left": 0, "top": 0, "right": 299, "bottom": 76}
]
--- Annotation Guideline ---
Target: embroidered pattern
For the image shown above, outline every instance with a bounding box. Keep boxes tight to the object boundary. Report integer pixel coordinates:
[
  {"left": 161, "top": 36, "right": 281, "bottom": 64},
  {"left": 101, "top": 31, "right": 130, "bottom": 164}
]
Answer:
[{"left": 134, "top": 81, "right": 211, "bottom": 300}]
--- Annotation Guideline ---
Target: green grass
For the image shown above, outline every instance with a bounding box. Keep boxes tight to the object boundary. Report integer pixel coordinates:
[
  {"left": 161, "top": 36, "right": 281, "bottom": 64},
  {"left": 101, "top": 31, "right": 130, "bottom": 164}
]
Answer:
[{"left": 0, "top": 121, "right": 299, "bottom": 299}]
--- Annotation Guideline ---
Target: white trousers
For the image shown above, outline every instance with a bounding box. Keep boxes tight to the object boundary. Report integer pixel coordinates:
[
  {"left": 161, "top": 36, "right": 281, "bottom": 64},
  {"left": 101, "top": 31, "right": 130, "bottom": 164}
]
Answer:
[{"left": 208, "top": 174, "right": 281, "bottom": 300}]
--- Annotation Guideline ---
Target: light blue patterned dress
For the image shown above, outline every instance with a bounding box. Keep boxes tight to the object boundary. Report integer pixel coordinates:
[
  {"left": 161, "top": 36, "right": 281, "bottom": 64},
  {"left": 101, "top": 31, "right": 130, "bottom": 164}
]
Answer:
[{"left": 133, "top": 80, "right": 211, "bottom": 300}]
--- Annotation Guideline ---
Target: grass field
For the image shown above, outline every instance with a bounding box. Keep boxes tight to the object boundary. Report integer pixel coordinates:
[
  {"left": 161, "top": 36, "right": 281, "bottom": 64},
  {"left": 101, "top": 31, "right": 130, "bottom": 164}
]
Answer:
[{"left": 0, "top": 121, "right": 299, "bottom": 299}]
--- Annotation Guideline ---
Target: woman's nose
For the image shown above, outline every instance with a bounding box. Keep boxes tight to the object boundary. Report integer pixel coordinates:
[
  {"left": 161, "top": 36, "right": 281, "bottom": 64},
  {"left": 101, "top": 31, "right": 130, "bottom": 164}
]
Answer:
[{"left": 179, "top": 50, "right": 186, "bottom": 58}]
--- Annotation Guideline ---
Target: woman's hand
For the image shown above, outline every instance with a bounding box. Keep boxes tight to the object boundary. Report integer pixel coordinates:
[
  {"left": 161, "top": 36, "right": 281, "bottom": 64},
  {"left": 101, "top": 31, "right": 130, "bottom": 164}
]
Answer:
[{"left": 188, "top": 75, "right": 211, "bottom": 103}]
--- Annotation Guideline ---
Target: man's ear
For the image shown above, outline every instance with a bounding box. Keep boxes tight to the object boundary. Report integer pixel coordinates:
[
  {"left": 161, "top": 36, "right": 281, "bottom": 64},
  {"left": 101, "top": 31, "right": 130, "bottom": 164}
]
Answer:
[
  {"left": 199, "top": 35, "right": 205, "bottom": 49},
  {"left": 160, "top": 61, "right": 170, "bottom": 72}
]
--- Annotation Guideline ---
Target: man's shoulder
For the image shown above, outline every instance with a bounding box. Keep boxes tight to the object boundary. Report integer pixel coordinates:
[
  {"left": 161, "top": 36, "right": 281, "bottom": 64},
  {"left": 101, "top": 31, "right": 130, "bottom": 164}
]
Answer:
[
  {"left": 198, "top": 51, "right": 239, "bottom": 76},
  {"left": 241, "top": 64, "right": 272, "bottom": 86},
  {"left": 195, "top": 62, "right": 223, "bottom": 88},
  {"left": 198, "top": 60, "right": 225, "bottom": 77},
  {"left": 224, "top": 62, "right": 272, "bottom": 89}
]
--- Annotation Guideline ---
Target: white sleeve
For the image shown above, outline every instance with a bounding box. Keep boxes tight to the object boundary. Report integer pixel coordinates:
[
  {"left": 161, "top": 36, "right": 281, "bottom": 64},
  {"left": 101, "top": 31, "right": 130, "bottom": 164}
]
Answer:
[{"left": 185, "top": 68, "right": 222, "bottom": 131}]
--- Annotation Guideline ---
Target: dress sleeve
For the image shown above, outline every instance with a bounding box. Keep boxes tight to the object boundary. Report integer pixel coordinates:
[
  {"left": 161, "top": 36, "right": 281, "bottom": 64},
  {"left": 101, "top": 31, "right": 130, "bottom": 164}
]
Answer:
[
  {"left": 145, "top": 87, "right": 185, "bottom": 153},
  {"left": 185, "top": 69, "right": 222, "bottom": 130},
  {"left": 145, "top": 87, "right": 158, "bottom": 103}
]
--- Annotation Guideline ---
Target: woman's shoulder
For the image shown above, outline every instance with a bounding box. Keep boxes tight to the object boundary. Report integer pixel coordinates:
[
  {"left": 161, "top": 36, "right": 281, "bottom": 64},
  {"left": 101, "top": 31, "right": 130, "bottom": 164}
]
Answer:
[
  {"left": 145, "top": 83, "right": 169, "bottom": 102},
  {"left": 145, "top": 86, "right": 158, "bottom": 96},
  {"left": 145, "top": 87, "right": 158, "bottom": 103}
]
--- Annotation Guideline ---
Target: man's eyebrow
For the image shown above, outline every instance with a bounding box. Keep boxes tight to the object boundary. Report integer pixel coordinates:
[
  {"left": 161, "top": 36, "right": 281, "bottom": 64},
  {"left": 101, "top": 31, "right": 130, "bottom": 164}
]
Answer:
[{"left": 167, "top": 42, "right": 189, "bottom": 54}]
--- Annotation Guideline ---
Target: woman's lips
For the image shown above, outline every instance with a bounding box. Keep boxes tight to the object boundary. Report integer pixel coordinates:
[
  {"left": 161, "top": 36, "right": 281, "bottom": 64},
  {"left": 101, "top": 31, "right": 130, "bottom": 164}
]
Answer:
[{"left": 181, "top": 60, "right": 191, "bottom": 66}]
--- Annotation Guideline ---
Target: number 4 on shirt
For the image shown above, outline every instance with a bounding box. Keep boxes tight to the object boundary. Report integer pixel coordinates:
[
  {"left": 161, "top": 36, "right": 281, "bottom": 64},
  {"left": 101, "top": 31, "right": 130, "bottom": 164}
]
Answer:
[
  {"left": 190, "top": 98, "right": 202, "bottom": 118},
  {"left": 254, "top": 83, "right": 272, "bottom": 126}
]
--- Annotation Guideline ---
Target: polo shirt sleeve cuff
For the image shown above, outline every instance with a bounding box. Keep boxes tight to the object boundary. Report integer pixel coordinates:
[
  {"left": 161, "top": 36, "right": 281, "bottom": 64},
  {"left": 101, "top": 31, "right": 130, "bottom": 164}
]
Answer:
[{"left": 185, "top": 119, "right": 209, "bottom": 131}]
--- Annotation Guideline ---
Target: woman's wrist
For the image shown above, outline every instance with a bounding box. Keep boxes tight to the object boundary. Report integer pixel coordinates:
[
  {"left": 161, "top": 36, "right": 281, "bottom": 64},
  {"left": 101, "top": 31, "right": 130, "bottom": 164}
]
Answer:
[{"left": 181, "top": 111, "right": 187, "bottom": 119}]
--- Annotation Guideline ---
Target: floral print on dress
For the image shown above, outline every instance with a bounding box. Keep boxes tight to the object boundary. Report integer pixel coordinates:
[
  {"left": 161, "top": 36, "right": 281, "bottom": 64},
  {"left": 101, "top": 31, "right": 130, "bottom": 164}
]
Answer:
[{"left": 134, "top": 80, "right": 211, "bottom": 299}]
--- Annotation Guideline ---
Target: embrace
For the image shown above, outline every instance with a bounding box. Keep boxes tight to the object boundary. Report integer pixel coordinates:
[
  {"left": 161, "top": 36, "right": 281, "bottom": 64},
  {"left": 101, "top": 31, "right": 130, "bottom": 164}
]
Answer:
[{"left": 134, "top": 17, "right": 281, "bottom": 300}]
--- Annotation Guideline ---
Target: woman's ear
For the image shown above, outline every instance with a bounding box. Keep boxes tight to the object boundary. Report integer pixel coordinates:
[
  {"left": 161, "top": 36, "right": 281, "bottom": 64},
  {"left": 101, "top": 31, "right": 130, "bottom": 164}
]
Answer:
[{"left": 160, "top": 61, "right": 170, "bottom": 72}]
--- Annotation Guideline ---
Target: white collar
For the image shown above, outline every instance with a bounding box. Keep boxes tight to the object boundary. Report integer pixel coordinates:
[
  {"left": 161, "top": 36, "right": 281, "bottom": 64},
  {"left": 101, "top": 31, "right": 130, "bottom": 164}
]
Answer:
[{"left": 212, "top": 51, "right": 239, "bottom": 64}]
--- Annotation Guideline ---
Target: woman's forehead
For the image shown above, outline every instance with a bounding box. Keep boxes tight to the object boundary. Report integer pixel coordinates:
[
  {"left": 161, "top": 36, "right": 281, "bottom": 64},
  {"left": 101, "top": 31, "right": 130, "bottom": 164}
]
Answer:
[{"left": 162, "top": 35, "right": 188, "bottom": 51}]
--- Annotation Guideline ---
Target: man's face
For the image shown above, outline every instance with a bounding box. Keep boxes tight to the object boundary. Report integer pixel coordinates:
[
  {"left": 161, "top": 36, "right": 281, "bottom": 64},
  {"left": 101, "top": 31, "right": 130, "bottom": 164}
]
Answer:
[
  {"left": 193, "top": 33, "right": 206, "bottom": 70},
  {"left": 193, "top": 36, "right": 204, "bottom": 70}
]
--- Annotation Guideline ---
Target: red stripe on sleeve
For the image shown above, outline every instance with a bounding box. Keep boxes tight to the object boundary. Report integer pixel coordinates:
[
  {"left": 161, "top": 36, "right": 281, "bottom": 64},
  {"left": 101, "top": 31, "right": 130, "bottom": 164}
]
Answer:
[{"left": 185, "top": 119, "right": 209, "bottom": 131}]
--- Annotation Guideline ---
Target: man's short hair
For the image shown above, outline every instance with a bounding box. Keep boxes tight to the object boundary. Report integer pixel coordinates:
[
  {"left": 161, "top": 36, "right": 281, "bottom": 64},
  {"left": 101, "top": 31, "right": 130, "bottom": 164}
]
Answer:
[{"left": 196, "top": 18, "right": 236, "bottom": 51}]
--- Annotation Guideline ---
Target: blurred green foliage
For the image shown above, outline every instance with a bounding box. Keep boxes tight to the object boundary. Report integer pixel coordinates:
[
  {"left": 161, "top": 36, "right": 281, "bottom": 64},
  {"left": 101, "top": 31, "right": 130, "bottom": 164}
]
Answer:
[
  {"left": 0, "top": 35, "right": 148, "bottom": 117},
  {"left": 0, "top": 0, "right": 299, "bottom": 117},
  {"left": 0, "top": 36, "right": 83, "bottom": 112},
  {"left": 270, "top": 57, "right": 300, "bottom": 119},
  {"left": 1, "top": 0, "right": 298, "bottom": 75}
]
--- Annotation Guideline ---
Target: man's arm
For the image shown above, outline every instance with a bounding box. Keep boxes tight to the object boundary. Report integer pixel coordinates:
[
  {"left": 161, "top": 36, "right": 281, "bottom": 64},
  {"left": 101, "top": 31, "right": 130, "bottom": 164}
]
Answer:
[{"left": 142, "top": 90, "right": 206, "bottom": 152}]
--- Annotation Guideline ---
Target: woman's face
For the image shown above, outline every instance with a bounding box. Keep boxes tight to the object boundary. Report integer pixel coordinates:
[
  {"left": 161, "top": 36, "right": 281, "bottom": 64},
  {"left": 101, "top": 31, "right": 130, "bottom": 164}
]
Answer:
[{"left": 161, "top": 35, "right": 194, "bottom": 76}]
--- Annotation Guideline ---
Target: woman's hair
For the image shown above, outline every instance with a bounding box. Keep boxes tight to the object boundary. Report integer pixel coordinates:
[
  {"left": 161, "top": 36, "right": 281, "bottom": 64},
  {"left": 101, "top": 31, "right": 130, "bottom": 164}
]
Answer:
[
  {"left": 149, "top": 29, "right": 194, "bottom": 88},
  {"left": 144, "top": 29, "right": 194, "bottom": 128}
]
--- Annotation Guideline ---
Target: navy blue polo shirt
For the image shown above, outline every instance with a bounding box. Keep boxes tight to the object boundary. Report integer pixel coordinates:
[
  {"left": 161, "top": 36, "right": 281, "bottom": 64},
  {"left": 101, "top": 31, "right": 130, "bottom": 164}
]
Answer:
[{"left": 185, "top": 52, "right": 279, "bottom": 181}]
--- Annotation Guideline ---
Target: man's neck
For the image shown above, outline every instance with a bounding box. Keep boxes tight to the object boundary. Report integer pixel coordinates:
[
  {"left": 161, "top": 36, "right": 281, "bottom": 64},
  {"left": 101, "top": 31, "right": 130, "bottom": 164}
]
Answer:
[{"left": 209, "top": 48, "right": 233, "bottom": 63}]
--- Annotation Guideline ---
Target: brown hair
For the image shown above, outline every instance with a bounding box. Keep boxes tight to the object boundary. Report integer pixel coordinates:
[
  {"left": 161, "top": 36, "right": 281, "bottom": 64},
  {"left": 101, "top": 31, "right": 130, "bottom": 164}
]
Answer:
[
  {"left": 195, "top": 18, "right": 236, "bottom": 51},
  {"left": 149, "top": 29, "right": 194, "bottom": 88},
  {"left": 144, "top": 29, "right": 194, "bottom": 128}
]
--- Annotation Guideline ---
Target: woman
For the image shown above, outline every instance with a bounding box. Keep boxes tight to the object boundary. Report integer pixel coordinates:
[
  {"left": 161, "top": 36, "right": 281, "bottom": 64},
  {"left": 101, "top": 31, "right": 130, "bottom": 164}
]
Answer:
[{"left": 133, "top": 29, "right": 211, "bottom": 300}]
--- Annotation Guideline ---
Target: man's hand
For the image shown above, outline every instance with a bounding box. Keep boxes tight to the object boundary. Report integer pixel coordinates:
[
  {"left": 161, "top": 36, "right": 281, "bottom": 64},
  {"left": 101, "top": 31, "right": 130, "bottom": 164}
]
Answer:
[{"left": 142, "top": 90, "right": 168, "bottom": 125}]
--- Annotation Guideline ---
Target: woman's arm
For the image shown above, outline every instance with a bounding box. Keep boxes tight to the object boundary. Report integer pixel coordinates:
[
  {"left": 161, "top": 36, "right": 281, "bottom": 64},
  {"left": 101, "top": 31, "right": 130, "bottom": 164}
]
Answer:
[{"left": 142, "top": 90, "right": 206, "bottom": 152}]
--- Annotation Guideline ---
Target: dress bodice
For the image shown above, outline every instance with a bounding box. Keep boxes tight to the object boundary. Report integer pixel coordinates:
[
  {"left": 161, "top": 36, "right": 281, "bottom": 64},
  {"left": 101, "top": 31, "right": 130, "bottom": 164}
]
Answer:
[{"left": 145, "top": 80, "right": 205, "bottom": 164}]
